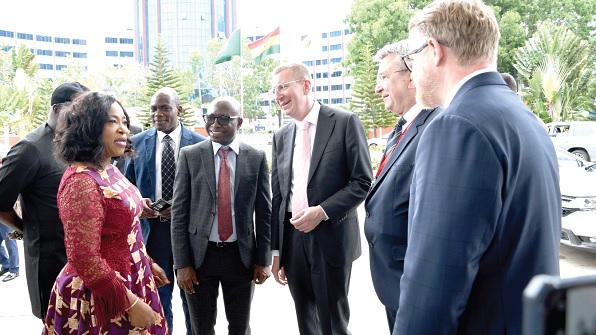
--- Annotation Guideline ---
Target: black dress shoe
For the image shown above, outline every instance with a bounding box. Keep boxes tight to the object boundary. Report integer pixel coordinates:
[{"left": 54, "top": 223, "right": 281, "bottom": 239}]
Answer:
[
  {"left": 0, "top": 269, "right": 8, "bottom": 277},
  {"left": 2, "top": 272, "right": 18, "bottom": 282}
]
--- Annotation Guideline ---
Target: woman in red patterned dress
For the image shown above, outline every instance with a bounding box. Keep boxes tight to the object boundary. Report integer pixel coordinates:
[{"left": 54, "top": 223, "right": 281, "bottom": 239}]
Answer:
[{"left": 43, "top": 91, "right": 170, "bottom": 335}]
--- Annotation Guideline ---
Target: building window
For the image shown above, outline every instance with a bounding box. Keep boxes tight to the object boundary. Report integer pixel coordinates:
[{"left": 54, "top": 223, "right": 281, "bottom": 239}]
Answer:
[
  {"left": 322, "top": 46, "right": 328, "bottom": 52},
  {"left": 106, "top": 51, "right": 118, "bottom": 57},
  {"left": 316, "top": 86, "right": 322, "bottom": 92},
  {"left": 331, "top": 98, "right": 343, "bottom": 104},
  {"left": 330, "top": 44, "right": 342, "bottom": 51},
  {"left": 56, "top": 65, "right": 67, "bottom": 71},
  {"left": 0, "top": 30, "right": 14, "bottom": 38},
  {"left": 330, "top": 57, "right": 342, "bottom": 64},
  {"left": 322, "top": 86, "right": 329, "bottom": 91},
  {"left": 39, "top": 64, "right": 53, "bottom": 70},
  {"left": 2, "top": 46, "right": 12, "bottom": 52},
  {"left": 36, "top": 49, "right": 53, "bottom": 56},
  {"left": 322, "top": 32, "right": 327, "bottom": 38},
  {"left": 331, "top": 85, "right": 342, "bottom": 91},
  {"left": 322, "top": 59, "right": 328, "bottom": 65},
  {"left": 331, "top": 71, "right": 342, "bottom": 77},
  {"left": 330, "top": 30, "right": 341, "bottom": 37},
  {"left": 345, "top": 84, "right": 351, "bottom": 90},
  {"left": 73, "top": 39, "right": 87, "bottom": 45},
  {"left": 55, "top": 51, "right": 70, "bottom": 57},
  {"left": 303, "top": 60, "right": 313, "bottom": 66},
  {"left": 315, "top": 73, "right": 321, "bottom": 79},
  {"left": 316, "top": 60, "right": 321, "bottom": 66},
  {"left": 322, "top": 72, "right": 328, "bottom": 78},
  {"left": 322, "top": 99, "right": 329, "bottom": 104},
  {"left": 120, "top": 51, "right": 134, "bottom": 57},
  {"left": 54, "top": 37, "right": 71, "bottom": 44},
  {"left": 344, "top": 29, "right": 351, "bottom": 35},
  {"left": 73, "top": 52, "right": 87, "bottom": 58},
  {"left": 36, "top": 35, "right": 52, "bottom": 42},
  {"left": 105, "top": 37, "right": 118, "bottom": 43},
  {"left": 17, "top": 32, "right": 33, "bottom": 40},
  {"left": 119, "top": 38, "right": 133, "bottom": 44}
]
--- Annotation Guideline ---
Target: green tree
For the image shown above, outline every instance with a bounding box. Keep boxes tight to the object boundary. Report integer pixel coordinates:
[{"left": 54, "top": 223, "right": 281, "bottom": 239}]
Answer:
[
  {"left": 138, "top": 36, "right": 191, "bottom": 128},
  {"left": 514, "top": 21, "right": 592, "bottom": 121},
  {"left": 348, "top": 43, "right": 392, "bottom": 137}
]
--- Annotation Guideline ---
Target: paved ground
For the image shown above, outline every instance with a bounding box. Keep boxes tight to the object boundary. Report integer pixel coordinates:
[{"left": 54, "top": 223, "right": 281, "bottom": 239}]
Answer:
[{"left": 2, "top": 206, "right": 595, "bottom": 334}]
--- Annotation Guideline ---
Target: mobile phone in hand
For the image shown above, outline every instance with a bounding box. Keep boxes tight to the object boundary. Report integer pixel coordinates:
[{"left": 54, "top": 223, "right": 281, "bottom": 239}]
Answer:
[{"left": 149, "top": 198, "right": 172, "bottom": 212}]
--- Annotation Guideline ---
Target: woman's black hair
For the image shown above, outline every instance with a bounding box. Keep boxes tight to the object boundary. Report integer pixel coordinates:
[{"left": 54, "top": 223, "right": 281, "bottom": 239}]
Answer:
[{"left": 53, "top": 91, "right": 135, "bottom": 169}]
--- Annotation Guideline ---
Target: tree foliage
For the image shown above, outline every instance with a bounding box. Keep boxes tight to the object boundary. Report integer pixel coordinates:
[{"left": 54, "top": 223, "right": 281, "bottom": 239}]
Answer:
[
  {"left": 348, "top": 43, "right": 393, "bottom": 137},
  {"left": 514, "top": 21, "right": 592, "bottom": 121}
]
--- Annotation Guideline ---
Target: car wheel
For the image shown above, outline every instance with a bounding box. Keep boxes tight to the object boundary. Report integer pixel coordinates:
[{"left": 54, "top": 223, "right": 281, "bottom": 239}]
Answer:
[
  {"left": 369, "top": 143, "right": 378, "bottom": 148},
  {"left": 571, "top": 149, "right": 589, "bottom": 161}
]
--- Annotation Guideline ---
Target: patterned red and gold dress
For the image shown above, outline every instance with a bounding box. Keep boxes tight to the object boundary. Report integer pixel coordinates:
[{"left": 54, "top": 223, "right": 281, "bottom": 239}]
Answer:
[{"left": 43, "top": 165, "right": 169, "bottom": 335}]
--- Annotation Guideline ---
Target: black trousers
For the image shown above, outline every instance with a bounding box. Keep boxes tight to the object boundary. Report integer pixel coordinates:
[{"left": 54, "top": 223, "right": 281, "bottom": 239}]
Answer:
[
  {"left": 283, "top": 214, "right": 353, "bottom": 335},
  {"left": 185, "top": 242, "right": 254, "bottom": 335}
]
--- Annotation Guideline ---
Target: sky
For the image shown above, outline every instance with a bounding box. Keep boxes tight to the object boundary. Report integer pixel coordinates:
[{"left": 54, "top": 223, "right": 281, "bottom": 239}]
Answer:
[{"left": 0, "top": 0, "right": 354, "bottom": 60}]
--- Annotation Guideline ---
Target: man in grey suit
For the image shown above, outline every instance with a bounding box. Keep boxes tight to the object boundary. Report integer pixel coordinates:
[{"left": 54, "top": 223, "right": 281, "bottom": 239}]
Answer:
[
  {"left": 364, "top": 40, "right": 441, "bottom": 333},
  {"left": 270, "top": 62, "right": 373, "bottom": 335},
  {"left": 172, "top": 96, "right": 272, "bottom": 335},
  {"left": 394, "top": 0, "right": 561, "bottom": 334}
]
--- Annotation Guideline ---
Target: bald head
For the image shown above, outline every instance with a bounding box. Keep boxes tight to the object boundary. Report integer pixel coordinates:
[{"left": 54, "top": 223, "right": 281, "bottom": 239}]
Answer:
[{"left": 501, "top": 73, "right": 517, "bottom": 92}]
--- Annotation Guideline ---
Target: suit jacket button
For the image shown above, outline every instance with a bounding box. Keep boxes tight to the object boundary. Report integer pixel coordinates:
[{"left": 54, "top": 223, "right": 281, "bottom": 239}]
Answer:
[
  {"left": 368, "top": 242, "right": 374, "bottom": 248},
  {"left": 366, "top": 212, "right": 370, "bottom": 218}
]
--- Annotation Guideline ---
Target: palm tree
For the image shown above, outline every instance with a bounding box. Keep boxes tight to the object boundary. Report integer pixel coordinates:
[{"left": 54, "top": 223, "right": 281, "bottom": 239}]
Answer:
[{"left": 514, "top": 21, "right": 591, "bottom": 122}]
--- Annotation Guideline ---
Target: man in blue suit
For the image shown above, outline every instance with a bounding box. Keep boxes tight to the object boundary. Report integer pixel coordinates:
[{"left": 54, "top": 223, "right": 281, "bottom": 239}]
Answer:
[
  {"left": 125, "top": 87, "right": 205, "bottom": 335},
  {"left": 363, "top": 40, "right": 441, "bottom": 333},
  {"left": 394, "top": 1, "right": 561, "bottom": 334}
]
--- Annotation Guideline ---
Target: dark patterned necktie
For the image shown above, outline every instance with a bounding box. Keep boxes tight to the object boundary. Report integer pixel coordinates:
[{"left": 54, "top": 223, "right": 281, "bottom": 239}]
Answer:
[
  {"left": 217, "top": 147, "right": 233, "bottom": 242},
  {"left": 161, "top": 135, "right": 175, "bottom": 202},
  {"left": 385, "top": 116, "right": 407, "bottom": 155},
  {"left": 376, "top": 117, "right": 407, "bottom": 178}
]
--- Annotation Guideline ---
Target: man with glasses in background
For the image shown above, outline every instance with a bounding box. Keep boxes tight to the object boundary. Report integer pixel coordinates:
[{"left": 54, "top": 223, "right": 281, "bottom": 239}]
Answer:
[
  {"left": 269, "top": 62, "right": 373, "bottom": 335},
  {"left": 363, "top": 40, "right": 441, "bottom": 333},
  {"left": 394, "top": 0, "right": 561, "bottom": 334},
  {"left": 0, "top": 82, "right": 88, "bottom": 320},
  {"left": 125, "top": 87, "right": 204, "bottom": 335},
  {"left": 172, "top": 96, "right": 272, "bottom": 335}
]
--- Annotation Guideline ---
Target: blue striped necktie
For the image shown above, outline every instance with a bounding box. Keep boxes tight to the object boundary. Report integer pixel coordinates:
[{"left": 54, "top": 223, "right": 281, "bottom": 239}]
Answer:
[{"left": 385, "top": 116, "right": 407, "bottom": 155}]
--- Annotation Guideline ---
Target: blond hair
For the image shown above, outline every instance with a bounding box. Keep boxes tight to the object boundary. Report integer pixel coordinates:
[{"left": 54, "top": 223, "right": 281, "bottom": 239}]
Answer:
[
  {"left": 409, "top": 0, "right": 500, "bottom": 66},
  {"left": 272, "top": 62, "right": 311, "bottom": 81}
]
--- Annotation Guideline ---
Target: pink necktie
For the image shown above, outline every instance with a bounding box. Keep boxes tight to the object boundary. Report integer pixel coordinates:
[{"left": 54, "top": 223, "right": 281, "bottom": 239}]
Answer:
[{"left": 292, "top": 121, "right": 311, "bottom": 215}]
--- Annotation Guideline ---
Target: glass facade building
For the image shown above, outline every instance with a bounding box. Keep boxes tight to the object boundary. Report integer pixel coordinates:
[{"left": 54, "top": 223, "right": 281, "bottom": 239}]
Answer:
[{"left": 135, "top": 0, "right": 237, "bottom": 69}]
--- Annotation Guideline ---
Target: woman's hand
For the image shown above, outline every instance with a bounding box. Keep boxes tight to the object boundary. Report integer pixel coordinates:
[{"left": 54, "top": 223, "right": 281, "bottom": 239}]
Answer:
[
  {"left": 128, "top": 298, "right": 156, "bottom": 328},
  {"left": 151, "top": 262, "right": 170, "bottom": 288}
]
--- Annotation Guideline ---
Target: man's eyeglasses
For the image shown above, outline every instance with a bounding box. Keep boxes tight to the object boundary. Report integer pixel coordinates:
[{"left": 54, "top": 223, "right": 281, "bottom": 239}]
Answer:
[
  {"left": 203, "top": 114, "right": 239, "bottom": 125},
  {"left": 271, "top": 79, "right": 303, "bottom": 94},
  {"left": 377, "top": 69, "right": 409, "bottom": 83},
  {"left": 401, "top": 40, "right": 449, "bottom": 72}
]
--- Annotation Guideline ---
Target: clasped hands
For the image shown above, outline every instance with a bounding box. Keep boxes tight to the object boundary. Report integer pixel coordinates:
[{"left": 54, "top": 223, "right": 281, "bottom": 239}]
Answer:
[{"left": 289, "top": 205, "right": 325, "bottom": 233}]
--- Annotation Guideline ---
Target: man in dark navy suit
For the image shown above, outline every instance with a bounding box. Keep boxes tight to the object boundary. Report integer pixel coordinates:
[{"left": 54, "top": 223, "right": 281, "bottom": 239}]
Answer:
[
  {"left": 394, "top": 1, "right": 561, "bottom": 334},
  {"left": 364, "top": 40, "right": 441, "bottom": 333}
]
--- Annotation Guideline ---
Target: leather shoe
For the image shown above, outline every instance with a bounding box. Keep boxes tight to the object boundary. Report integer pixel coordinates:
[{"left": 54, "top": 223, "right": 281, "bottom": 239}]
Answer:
[
  {"left": 2, "top": 272, "right": 18, "bottom": 282},
  {"left": 0, "top": 269, "right": 7, "bottom": 277}
]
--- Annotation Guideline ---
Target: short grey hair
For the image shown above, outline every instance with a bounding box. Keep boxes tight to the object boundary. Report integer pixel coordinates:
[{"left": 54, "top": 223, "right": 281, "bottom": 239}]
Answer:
[{"left": 373, "top": 40, "right": 410, "bottom": 63}]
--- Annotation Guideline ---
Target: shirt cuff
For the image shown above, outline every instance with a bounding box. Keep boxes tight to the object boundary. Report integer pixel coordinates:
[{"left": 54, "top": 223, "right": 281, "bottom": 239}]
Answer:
[{"left": 317, "top": 205, "right": 329, "bottom": 220}]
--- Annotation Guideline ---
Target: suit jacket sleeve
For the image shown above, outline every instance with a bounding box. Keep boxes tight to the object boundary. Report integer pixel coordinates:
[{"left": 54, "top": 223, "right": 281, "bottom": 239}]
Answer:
[
  {"left": 318, "top": 112, "right": 372, "bottom": 223},
  {"left": 254, "top": 150, "right": 272, "bottom": 265},
  {"left": 171, "top": 147, "right": 193, "bottom": 269},
  {"left": 396, "top": 114, "right": 502, "bottom": 334}
]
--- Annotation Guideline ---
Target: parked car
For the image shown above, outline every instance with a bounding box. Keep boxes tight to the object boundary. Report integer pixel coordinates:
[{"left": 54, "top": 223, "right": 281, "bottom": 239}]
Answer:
[
  {"left": 368, "top": 133, "right": 389, "bottom": 148},
  {"left": 556, "top": 148, "right": 596, "bottom": 252},
  {"left": 547, "top": 121, "right": 596, "bottom": 161}
]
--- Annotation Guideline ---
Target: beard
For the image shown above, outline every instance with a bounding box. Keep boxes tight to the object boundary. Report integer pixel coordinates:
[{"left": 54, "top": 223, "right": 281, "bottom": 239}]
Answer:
[{"left": 414, "top": 69, "right": 441, "bottom": 109}]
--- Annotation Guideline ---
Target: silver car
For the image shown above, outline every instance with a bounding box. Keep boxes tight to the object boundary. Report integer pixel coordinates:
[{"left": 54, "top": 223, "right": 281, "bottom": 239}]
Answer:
[
  {"left": 557, "top": 148, "right": 596, "bottom": 252},
  {"left": 548, "top": 121, "right": 596, "bottom": 161}
]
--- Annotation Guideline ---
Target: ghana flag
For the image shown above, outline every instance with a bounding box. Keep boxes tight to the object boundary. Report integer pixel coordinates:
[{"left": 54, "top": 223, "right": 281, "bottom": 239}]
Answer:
[{"left": 248, "top": 27, "right": 280, "bottom": 64}]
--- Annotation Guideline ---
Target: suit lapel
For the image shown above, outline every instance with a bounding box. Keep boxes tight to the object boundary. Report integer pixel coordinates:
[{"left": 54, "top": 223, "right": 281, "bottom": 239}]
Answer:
[
  {"left": 179, "top": 125, "right": 192, "bottom": 148},
  {"left": 282, "top": 124, "right": 296, "bottom": 194},
  {"left": 144, "top": 129, "right": 157, "bottom": 191},
  {"left": 309, "top": 106, "right": 335, "bottom": 183},
  {"left": 234, "top": 143, "right": 248, "bottom": 196},
  {"left": 200, "top": 141, "right": 217, "bottom": 200}
]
